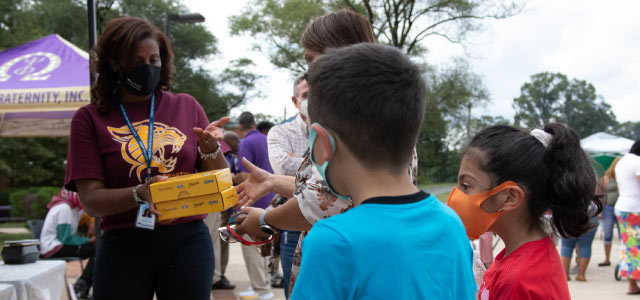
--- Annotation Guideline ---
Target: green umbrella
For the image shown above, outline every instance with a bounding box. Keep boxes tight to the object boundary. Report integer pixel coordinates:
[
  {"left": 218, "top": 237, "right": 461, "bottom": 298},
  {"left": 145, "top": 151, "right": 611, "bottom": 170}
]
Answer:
[{"left": 589, "top": 152, "right": 621, "bottom": 176}]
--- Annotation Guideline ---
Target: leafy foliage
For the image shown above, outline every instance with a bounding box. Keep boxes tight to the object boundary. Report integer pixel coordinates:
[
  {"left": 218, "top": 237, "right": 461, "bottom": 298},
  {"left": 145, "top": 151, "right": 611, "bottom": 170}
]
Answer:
[
  {"left": 230, "top": 0, "right": 522, "bottom": 73},
  {"left": 418, "top": 60, "right": 489, "bottom": 182},
  {"left": 612, "top": 121, "right": 640, "bottom": 140},
  {"left": 230, "top": 0, "right": 327, "bottom": 73},
  {"left": 513, "top": 72, "right": 618, "bottom": 137},
  {"left": 0, "top": 138, "right": 69, "bottom": 187},
  {"left": 9, "top": 187, "right": 60, "bottom": 219}
]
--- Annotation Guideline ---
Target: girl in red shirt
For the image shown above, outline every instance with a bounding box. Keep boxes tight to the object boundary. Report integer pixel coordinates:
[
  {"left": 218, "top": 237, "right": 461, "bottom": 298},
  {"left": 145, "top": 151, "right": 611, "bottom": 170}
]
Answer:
[{"left": 447, "top": 123, "right": 602, "bottom": 300}]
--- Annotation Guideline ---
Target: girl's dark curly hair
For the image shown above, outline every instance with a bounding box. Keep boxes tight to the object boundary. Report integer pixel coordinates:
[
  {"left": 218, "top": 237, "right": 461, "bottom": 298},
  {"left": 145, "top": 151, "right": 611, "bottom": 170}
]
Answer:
[
  {"left": 91, "top": 16, "right": 174, "bottom": 113},
  {"left": 465, "top": 123, "right": 602, "bottom": 238}
]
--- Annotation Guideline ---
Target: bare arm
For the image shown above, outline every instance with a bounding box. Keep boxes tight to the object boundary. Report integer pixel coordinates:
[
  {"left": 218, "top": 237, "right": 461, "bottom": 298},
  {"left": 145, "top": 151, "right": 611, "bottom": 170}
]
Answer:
[
  {"left": 76, "top": 176, "right": 164, "bottom": 218},
  {"left": 199, "top": 148, "right": 229, "bottom": 171},
  {"left": 265, "top": 197, "right": 311, "bottom": 231},
  {"left": 236, "top": 158, "right": 296, "bottom": 207},
  {"left": 236, "top": 197, "right": 312, "bottom": 239}
]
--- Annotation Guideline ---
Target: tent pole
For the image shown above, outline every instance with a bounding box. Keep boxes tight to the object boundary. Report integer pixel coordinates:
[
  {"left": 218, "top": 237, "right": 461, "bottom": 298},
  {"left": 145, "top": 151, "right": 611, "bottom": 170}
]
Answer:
[
  {"left": 87, "top": 0, "right": 101, "bottom": 250},
  {"left": 87, "top": 0, "right": 97, "bottom": 84}
]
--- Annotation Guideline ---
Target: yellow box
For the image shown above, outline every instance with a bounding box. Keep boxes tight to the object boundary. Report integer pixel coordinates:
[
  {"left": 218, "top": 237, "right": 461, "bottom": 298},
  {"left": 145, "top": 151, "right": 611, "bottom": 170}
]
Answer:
[
  {"left": 149, "top": 169, "right": 236, "bottom": 220},
  {"left": 154, "top": 186, "right": 239, "bottom": 220},
  {"left": 149, "top": 169, "right": 233, "bottom": 203}
]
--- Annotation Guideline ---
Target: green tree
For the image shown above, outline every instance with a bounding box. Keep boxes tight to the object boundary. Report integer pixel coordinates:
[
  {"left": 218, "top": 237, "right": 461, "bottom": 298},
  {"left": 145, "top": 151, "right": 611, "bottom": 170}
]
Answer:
[
  {"left": 437, "top": 58, "right": 489, "bottom": 146},
  {"left": 513, "top": 72, "right": 618, "bottom": 137},
  {"left": 417, "top": 60, "right": 489, "bottom": 182},
  {"left": 230, "top": 0, "right": 522, "bottom": 73},
  {"left": 0, "top": 138, "right": 68, "bottom": 187},
  {"left": 612, "top": 121, "right": 640, "bottom": 140},
  {"left": 254, "top": 113, "right": 280, "bottom": 124}
]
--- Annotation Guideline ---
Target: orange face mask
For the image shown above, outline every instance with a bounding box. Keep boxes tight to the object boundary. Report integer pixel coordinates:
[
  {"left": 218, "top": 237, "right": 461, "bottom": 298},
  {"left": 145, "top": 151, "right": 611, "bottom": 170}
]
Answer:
[{"left": 447, "top": 181, "right": 518, "bottom": 239}]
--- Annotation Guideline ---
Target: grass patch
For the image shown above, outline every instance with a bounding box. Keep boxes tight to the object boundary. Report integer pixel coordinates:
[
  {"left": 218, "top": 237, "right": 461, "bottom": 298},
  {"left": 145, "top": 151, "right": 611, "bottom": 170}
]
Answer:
[
  {"left": 418, "top": 182, "right": 456, "bottom": 190},
  {"left": 0, "top": 222, "right": 27, "bottom": 229},
  {"left": 435, "top": 192, "right": 450, "bottom": 203},
  {"left": 0, "top": 232, "right": 34, "bottom": 258}
]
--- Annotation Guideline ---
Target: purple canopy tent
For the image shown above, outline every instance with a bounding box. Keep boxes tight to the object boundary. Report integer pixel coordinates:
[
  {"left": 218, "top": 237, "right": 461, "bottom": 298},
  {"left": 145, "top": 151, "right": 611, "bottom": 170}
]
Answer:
[{"left": 0, "top": 34, "right": 90, "bottom": 137}]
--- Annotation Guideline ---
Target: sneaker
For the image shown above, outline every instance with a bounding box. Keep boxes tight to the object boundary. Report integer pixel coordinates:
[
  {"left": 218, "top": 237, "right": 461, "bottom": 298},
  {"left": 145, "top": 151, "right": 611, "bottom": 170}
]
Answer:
[
  {"left": 239, "top": 288, "right": 257, "bottom": 299},
  {"left": 238, "top": 289, "right": 273, "bottom": 300},
  {"left": 212, "top": 276, "right": 236, "bottom": 289},
  {"left": 271, "top": 273, "right": 283, "bottom": 288}
]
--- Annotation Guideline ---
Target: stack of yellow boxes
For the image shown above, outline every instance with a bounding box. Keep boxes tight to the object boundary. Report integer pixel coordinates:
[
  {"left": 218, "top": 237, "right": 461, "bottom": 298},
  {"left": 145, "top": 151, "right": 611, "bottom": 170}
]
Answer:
[{"left": 149, "top": 168, "right": 238, "bottom": 221}]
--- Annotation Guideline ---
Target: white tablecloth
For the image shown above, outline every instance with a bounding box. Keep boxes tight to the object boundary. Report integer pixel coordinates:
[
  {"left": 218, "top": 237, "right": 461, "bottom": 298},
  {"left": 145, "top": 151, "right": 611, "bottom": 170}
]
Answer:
[
  {"left": 0, "top": 283, "right": 18, "bottom": 300},
  {"left": 0, "top": 260, "right": 65, "bottom": 300}
]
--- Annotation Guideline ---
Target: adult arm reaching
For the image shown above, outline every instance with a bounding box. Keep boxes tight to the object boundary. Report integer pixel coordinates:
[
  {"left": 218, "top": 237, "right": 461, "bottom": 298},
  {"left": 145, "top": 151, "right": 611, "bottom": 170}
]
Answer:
[
  {"left": 235, "top": 197, "right": 312, "bottom": 239},
  {"left": 236, "top": 158, "right": 296, "bottom": 207}
]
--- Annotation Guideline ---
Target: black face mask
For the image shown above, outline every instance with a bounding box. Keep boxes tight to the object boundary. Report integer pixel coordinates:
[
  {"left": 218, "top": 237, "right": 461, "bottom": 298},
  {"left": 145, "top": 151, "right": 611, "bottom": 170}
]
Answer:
[{"left": 121, "top": 64, "right": 161, "bottom": 97}]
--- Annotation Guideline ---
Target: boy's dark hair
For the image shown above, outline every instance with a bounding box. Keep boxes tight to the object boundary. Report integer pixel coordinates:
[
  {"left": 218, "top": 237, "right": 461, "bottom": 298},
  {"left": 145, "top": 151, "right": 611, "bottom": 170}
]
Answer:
[
  {"left": 257, "top": 121, "right": 274, "bottom": 135},
  {"left": 465, "top": 123, "right": 602, "bottom": 238},
  {"left": 92, "top": 16, "right": 174, "bottom": 114},
  {"left": 301, "top": 9, "right": 376, "bottom": 55},
  {"left": 239, "top": 112, "right": 256, "bottom": 129},
  {"left": 307, "top": 43, "right": 425, "bottom": 172},
  {"left": 630, "top": 139, "right": 640, "bottom": 156}
]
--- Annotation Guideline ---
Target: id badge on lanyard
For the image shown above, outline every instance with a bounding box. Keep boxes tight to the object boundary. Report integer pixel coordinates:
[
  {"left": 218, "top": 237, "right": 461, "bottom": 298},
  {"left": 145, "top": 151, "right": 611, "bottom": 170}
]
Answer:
[{"left": 120, "top": 94, "right": 156, "bottom": 230}]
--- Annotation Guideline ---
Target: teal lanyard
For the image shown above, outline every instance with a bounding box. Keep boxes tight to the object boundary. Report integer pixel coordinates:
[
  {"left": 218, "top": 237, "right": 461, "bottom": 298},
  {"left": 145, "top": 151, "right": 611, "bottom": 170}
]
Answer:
[{"left": 119, "top": 94, "right": 155, "bottom": 181}]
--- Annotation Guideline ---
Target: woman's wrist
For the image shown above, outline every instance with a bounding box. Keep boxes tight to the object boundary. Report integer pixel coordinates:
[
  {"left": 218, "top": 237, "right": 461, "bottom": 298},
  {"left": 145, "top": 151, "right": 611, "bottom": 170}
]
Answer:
[
  {"left": 133, "top": 184, "right": 146, "bottom": 204},
  {"left": 198, "top": 139, "right": 220, "bottom": 153},
  {"left": 198, "top": 142, "right": 221, "bottom": 160}
]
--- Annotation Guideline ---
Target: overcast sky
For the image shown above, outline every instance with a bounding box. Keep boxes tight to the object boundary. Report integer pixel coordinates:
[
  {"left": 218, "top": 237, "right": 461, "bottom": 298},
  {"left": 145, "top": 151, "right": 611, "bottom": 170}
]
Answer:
[{"left": 186, "top": 0, "right": 640, "bottom": 123}]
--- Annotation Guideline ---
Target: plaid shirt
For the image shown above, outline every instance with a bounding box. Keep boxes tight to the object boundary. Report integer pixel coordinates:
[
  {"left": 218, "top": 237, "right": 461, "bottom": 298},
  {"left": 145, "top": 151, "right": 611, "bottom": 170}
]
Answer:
[{"left": 267, "top": 114, "right": 309, "bottom": 176}]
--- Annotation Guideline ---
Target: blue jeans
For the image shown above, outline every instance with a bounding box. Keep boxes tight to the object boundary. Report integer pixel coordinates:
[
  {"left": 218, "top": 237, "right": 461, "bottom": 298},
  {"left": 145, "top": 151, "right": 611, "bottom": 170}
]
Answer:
[
  {"left": 602, "top": 205, "right": 620, "bottom": 244},
  {"left": 93, "top": 220, "right": 214, "bottom": 300},
  {"left": 279, "top": 230, "right": 301, "bottom": 299},
  {"left": 561, "top": 227, "right": 598, "bottom": 258}
]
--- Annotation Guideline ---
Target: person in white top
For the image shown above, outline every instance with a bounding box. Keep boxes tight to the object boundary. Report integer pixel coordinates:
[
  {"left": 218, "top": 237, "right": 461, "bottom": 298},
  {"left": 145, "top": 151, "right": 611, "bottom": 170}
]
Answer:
[
  {"left": 40, "top": 188, "right": 95, "bottom": 299},
  {"left": 614, "top": 139, "right": 640, "bottom": 295},
  {"left": 265, "top": 74, "right": 309, "bottom": 298}
]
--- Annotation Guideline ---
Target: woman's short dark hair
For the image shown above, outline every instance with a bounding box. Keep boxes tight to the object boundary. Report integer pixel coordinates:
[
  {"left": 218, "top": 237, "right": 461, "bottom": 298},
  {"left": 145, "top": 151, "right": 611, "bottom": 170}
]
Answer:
[
  {"left": 465, "top": 123, "right": 602, "bottom": 238},
  {"left": 91, "top": 16, "right": 174, "bottom": 113},
  {"left": 301, "top": 9, "right": 376, "bottom": 54}
]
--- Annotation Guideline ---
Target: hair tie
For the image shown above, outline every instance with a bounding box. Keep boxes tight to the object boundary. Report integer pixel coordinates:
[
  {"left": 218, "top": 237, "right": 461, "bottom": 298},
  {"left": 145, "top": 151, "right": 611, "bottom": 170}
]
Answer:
[{"left": 530, "top": 129, "right": 553, "bottom": 148}]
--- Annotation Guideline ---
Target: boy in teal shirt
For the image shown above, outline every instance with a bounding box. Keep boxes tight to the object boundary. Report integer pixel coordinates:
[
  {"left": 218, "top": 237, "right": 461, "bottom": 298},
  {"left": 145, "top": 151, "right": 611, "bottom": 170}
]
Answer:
[{"left": 290, "top": 43, "right": 475, "bottom": 299}]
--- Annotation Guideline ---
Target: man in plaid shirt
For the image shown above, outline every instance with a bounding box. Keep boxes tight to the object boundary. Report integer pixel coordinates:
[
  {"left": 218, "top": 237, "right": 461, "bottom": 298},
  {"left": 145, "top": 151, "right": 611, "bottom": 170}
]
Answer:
[{"left": 266, "top": 73, "right": 309, "bottom": 298}]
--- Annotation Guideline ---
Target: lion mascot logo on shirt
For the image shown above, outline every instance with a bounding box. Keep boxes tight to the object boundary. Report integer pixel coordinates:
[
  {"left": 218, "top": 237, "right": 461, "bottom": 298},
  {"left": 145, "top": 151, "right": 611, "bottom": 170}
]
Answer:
[{"left": 108, "top": 121, "right": 187, "bottom": 181}]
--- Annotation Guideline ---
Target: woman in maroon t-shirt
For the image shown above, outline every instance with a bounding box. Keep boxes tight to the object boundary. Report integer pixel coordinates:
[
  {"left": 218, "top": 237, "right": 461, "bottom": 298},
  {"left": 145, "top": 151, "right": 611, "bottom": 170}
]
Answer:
[{"left": 65, "top": 17, "right": 228, "bottom": 300}]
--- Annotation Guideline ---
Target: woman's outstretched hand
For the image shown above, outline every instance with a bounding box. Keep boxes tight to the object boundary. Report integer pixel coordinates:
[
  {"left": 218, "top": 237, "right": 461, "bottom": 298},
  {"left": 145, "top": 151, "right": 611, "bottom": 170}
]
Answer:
[
  {"left": 193, "top": 116, "right": 230, "bottom": 153},
  {"left": 236, "top": 158, "right": 274, "bottom": 208}
]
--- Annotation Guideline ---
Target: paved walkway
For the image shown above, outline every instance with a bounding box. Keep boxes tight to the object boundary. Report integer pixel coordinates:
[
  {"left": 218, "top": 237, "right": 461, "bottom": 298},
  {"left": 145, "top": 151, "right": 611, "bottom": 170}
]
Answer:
[
  {"left": 0, "top": 227, "right": 29, "bottom": 234},
  {"left": 58, "top": 226, "right": 631, "bottom": 299}
]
